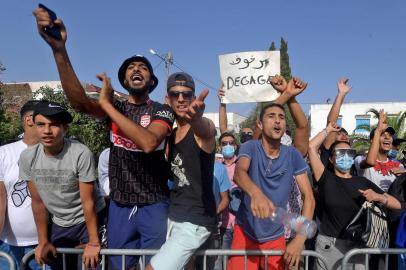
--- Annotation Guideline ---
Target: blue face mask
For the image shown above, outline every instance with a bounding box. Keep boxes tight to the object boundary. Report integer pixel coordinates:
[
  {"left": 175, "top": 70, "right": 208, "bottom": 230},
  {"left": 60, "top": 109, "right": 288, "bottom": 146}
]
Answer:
[
  {"left": 388, "top": 149, "right": 398, "bottom": 160},
  {"left": 222, "top": 145, "right": 235, "bottom": 159},
  {"left": 335, "top": 154, "right": 354, "bottom": 172}
]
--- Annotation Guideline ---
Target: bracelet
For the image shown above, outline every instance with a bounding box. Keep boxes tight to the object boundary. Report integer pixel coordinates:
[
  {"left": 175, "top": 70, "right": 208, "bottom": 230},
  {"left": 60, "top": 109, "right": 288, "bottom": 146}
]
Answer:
[
  {"left": 87, "top": 242, "right": 100, "bottom": 247},
  {"left": 322, "top": 129, "right": 328, "bottom": 138}
]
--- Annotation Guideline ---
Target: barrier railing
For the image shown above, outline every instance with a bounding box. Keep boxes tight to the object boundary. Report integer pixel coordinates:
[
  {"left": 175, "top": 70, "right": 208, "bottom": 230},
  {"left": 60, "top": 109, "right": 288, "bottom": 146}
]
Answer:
[
  {"left": 22, "top": 248, "right": 329, "bottom": 270},
  {"left": 341, "top": 248, "right": 406, "bottom": 270},
  {"left": 0, "top": 251, "right": 16, "bottom": 270}
]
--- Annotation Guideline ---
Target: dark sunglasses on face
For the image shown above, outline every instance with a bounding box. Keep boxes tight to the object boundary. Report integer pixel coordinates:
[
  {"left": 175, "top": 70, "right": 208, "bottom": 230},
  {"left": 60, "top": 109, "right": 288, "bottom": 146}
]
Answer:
[
  {"left": 168, "top": 91, "right": 194, "bottom": 100},
  {"left": 334, "top": 148, "right": 356, "bottom": 158},
  {"left": 221, "top": 141, "right": 236, "bottom": 147}
]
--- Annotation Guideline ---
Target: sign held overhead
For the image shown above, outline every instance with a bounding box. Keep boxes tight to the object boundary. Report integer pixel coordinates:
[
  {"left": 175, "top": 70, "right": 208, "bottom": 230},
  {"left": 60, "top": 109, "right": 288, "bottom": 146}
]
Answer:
[{"left": 219, "top": 51, "right": 280, "bottom": 103}]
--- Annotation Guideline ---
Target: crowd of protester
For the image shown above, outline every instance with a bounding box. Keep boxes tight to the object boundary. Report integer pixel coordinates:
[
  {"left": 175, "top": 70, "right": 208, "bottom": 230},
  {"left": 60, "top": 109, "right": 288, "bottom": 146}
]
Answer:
[{"left": 0, "top": 6, "right": 406, "bottom": 270}]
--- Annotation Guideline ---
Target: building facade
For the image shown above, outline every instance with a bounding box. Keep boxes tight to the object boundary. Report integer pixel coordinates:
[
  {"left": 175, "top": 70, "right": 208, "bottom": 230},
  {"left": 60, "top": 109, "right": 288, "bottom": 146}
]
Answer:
[{"left": 309, "top": 102, "right": 406, "bottom": 138}]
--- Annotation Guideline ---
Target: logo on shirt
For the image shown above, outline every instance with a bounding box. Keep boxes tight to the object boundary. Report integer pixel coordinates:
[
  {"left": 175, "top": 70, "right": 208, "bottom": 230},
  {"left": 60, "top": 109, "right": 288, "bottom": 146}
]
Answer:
[
  {"left": 11, "top": 180, "right": 30, "bottom": 207},
  {"left": 156, "top": 110, "right": 175, "bottom": 122},
  {"left": 171, "top": 153, "right": 190, "bottom": 187},
  {"left": 140, "top": 115, "right": 151, "bottom": 127}
]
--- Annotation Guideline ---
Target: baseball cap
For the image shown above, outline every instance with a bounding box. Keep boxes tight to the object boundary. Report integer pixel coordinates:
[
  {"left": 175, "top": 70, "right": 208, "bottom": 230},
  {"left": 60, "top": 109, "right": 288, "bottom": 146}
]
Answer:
[
  {"left": 393, "top": 138, "right": 406, "bottom": 147},
  {"left": 167, "top": 72, "right": 195, "bottom": 92},
  {"left": 369, "top": 127, "right": 396, "bottom": 140},
  {"left": 33, "top": 101, "right": 73, "bottom": 124},
  {"left": 118, "top": 55, "right": 158, "bottom": 93},
  {"left": 20, "top": 100, "right": 42, "bottom": 118}
]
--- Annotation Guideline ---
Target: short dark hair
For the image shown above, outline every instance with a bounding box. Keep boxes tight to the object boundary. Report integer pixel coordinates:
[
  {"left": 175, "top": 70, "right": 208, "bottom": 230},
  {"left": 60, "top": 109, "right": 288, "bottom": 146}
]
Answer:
[
  {"left": 259, "top": 103, "right": 285, "bottom": 121},
  {"left": 218, "top": 132, "right": 237, "bottom": 144},
  {"left": 20, "top": 100, "right": 41, "bottom": 118},
  {"left": 329, "top": 140, "right": 352, "bottom": 156}
]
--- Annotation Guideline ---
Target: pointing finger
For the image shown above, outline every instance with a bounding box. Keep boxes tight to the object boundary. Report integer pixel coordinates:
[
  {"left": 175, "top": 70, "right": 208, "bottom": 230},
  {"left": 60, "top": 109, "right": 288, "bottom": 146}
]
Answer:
[{"left": 197, "top": 89, "right": 209, "bottom": 102}]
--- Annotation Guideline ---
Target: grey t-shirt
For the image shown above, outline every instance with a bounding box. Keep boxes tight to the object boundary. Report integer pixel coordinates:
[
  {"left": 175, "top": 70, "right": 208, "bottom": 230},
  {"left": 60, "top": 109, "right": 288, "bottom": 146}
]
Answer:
[{"left": 19, "top": 139, "right": 105, "bottom": 227}]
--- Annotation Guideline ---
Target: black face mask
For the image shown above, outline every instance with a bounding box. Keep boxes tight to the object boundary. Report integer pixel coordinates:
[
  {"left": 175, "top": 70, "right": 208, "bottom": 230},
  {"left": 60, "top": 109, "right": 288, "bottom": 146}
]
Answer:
[{"left": 240, "top": 133, "right": 253, "bottom": 143}]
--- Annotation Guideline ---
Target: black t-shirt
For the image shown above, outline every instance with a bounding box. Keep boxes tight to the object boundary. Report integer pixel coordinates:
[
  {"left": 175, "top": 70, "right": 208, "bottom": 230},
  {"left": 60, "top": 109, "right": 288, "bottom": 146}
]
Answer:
[
  {"left": 168, "top": 127, "right": 217, "bottom": 228},
  {"left": 316, "top": 169, "right": 384, "bottom": 238},
  {"left": 109, "top": 99, "right": 174, "bottom": 205}
]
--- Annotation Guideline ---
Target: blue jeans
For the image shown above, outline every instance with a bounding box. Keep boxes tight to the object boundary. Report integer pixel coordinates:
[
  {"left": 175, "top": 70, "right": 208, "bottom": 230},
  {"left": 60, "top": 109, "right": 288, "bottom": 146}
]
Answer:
[
  {"left": 0, "top": 240, "right": 44, "bottom": 270},
  {"left": 212, "top": 227, "right": 234, "bottom": 270}
]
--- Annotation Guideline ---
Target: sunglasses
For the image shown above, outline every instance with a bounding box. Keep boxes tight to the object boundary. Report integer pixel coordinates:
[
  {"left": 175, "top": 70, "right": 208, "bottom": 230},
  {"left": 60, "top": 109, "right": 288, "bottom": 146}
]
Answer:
[
  {"left": 221, "top": 141, "right": 236, "bottom": 147},
  {"left": 334, "top": 148, "right": 356, "bottom": 158},
  {"left": 168, "top": 91, "right": 194, "bottom": 100}
]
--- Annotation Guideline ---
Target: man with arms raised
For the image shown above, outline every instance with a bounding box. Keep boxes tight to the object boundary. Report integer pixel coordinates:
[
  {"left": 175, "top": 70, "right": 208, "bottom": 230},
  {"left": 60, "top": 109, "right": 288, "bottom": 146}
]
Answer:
[
  {"left": 229, "top": 78, "right": 315, "bottom": 270},
  {"left": 33, "top": 7, "right": 174, "bottom": 269}
]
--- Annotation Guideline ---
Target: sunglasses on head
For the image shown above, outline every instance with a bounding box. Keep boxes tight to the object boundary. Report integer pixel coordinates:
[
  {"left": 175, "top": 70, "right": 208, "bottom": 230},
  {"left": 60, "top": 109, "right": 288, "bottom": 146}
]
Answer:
[
  {"left": 168, "top": 90, "right": 194, "bottom": 100},
  {"left": 334, "top": 148, "right": 356, "bottom": 158},
  {"left": 221, "top": 141, "right": 236, "bottom": 147}
]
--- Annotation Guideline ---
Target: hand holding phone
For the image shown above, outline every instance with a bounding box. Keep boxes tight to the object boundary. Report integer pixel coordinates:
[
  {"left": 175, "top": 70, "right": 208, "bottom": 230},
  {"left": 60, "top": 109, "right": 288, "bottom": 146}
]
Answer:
[{"left": 38, "top": 3, "right": 62, "bottom": 40}]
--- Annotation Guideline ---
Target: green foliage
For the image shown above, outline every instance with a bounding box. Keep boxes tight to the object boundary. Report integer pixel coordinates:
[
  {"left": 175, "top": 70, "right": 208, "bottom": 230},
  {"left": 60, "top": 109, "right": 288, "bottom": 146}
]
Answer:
[
  {"left": 269, "top": 42, "right": 276, "bottom": 51},
  {"left": 34, "top": 86, "right": 110, "bottom": 156},
  {"left": 350, "top": 109, "right": 406, "bottom": 155},
  {"left": 280, "top": 38, "right": 292, "bottom": 82}
]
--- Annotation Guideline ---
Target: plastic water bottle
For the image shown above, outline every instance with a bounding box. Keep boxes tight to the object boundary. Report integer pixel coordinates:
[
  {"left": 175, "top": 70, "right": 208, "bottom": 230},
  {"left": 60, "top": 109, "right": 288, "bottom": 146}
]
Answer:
[{"left": 271, "top": 207, "right": 317, "bottom": 239}]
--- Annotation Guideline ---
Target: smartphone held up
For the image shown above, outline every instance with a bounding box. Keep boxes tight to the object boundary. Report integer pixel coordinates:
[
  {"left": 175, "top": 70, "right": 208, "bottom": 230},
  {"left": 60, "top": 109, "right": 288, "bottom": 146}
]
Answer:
[{"left": 38, "top": 3, "right": 62, "bottom": 40}]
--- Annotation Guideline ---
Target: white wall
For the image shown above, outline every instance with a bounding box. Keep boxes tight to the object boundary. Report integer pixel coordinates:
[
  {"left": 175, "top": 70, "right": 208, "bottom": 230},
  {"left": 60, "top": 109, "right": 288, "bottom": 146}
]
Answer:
[
  {"left": 310, "top": 102, "right": 406, "bottom": 138},
  {"left": 203, "top": 112, "right": 247, "bottom": 135}
]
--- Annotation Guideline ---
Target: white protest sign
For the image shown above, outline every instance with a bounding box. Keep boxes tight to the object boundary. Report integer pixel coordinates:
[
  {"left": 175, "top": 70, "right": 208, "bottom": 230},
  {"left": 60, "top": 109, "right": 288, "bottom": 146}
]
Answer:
[{"left": 219, "top": 51, "right": 280, "bottom": 103}]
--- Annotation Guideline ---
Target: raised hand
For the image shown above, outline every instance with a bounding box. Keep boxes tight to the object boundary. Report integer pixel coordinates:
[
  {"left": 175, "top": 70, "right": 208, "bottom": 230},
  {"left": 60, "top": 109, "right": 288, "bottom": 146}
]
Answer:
[
  {"left": 285, "top": 77, "right": 308, "bottom": 98},
  {"left": 186, "top": 89, "right": 209, "bottom": 122},
  {"left": 326, "top": 121, "right": 341, "bottom": 133},
  {"left": 270, "top": 75, "right": 288, "bottom": 93},
  {"left": 377, "top": 109, "right": 388, "bottom": 133},
  {"left": 97, "top": 73, "right": 114, "bottom": 108},
  {"left": 33, "top": 7, "right": 67, "bottom": 50},
  {"left": 337, "top": 78, "right": 352, "bottom": 95},
  {"left": 217, "top": 84, "right": 225, "bottom": 104}
]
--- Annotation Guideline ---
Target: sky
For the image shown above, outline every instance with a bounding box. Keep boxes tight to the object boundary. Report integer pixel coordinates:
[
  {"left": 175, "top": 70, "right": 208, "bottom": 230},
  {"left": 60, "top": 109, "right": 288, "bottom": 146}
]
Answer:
[{"left": 1, "top": 0, "right": 406, "bottom": 117}]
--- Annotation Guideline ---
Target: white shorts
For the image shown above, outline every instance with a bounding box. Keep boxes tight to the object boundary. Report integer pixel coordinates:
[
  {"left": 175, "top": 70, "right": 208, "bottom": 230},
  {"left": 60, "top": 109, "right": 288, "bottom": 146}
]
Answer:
[{"left": 150, "top": 218, "right": 211, "bottom": 270}]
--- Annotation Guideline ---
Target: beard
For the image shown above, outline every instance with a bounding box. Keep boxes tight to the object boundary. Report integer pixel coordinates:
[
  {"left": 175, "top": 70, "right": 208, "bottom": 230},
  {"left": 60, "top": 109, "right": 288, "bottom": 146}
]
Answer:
[{"left": 127, "top": 86, "right": 148, "bottom": 96}]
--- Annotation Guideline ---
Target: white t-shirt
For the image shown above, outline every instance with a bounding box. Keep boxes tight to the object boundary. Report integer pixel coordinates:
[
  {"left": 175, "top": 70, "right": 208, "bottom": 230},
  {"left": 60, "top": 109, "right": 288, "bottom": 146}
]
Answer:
[
  {"left": 355, "top": 155, "right": 404, "bottom": 192},
  {"left": 0, "top": 140, "right": 38, "bottom": 246},
  {"left": 98, "top": 148, "right": 110, "bottom": 196}
]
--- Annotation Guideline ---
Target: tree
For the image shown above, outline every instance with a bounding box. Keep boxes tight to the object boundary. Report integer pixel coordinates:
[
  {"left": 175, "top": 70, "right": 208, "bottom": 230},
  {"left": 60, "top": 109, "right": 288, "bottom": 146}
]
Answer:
[
  {"left": 351, "top": 109, "right": 406, "bottom": 154},
  {"left": 33, "top": 86, "right": 110, "bottom": 156},
  {"left": 0, "top": 63, "right": 21, "bottom": 145},
  {"left": 240, "top": 38, "right": 296, "bottom": 136}
]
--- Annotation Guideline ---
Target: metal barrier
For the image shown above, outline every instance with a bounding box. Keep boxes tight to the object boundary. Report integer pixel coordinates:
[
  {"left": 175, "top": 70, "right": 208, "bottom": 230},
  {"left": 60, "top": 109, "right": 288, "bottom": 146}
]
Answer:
[
  {"left": 22, "top": 248, "right": 330, "bottom": 270},
  {"left": 341, "top": 248, "right": 406, "bottom": 270},
  {"left": 0, "top": 251, "right": 16, "bottom": 270}
]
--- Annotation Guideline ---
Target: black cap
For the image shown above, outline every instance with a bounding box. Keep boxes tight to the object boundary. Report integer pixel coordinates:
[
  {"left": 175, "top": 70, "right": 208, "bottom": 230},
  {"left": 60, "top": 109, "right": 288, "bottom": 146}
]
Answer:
[
  {"left": 20, "top": 100, "right": 41, "bottom": 118},
  {"left": 393, "top": 138, "right": 406, "bottom": 147},
  {"left": 167, "top": 72, "right": 195, "bottom": 92},
  {"left": 369, "top": 127, "right": 396, "bottom": 140},
  {"left": 33, "top": 101, "right": 73, "bottom": 124},
  {"left": 118, "top": 55, "right": 158, "bottom": 93}
]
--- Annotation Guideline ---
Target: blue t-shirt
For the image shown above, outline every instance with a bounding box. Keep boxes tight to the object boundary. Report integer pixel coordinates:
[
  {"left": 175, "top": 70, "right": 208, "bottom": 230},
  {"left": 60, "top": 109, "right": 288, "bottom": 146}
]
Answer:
[
  {"left": 213, "top": 162, "right": 232, "bottom": 206},
  {"left": 236, "top": 140, "right": 308, "bottom": 242}
]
